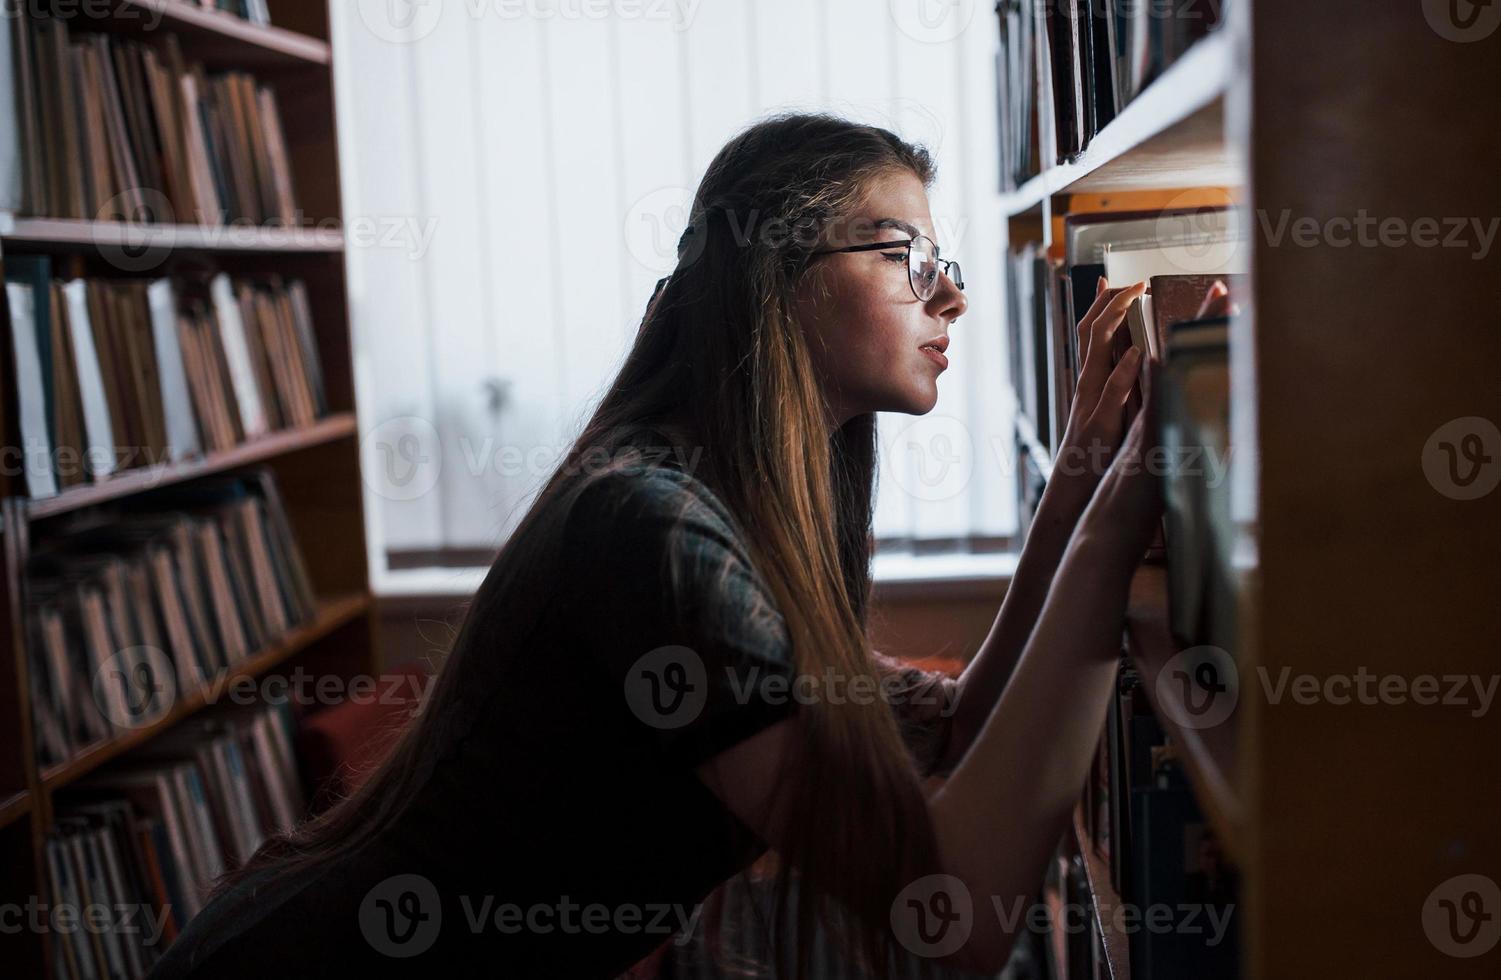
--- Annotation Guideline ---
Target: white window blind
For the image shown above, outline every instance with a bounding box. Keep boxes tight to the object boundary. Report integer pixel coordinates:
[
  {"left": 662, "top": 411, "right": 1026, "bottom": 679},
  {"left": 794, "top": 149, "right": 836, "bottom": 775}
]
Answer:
[{"left": 329, "top": 0, "right": 1018, "bottom": 590}]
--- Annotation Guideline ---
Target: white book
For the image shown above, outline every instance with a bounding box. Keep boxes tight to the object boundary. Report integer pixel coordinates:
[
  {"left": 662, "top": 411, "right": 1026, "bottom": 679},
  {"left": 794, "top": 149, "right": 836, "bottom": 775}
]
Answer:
[
  {"left": 1069, "top": 208, "right": 1240, "bottom": 266},
  {"left": 210, "top": 273, "right": 269, "bottom": 439},
  {"left": 220, "top": 735, "right": 267, "bottom": 855},
  {"left": 250, "top": 713, "right": 297, "bottom": 831},
  {"left": 5, "top": 282, "right": 57, "bottom": 497},
  {"left": 147, "top": 278, "right": 202, "bottom": 461},
  {"left": 1103, "top": 240, "right": 1249, "bottom": 287},
  {"left": 61, "top": 280, "right": 118, "bottom": 479},
  {"left": 80, "top": 832, "right": 131, "bottom": 980},
  {"left": 92, "top": 826, "right": 147, "bottom": 980},
  {"left": 178, "top": 73, "right": 223, "bottom": 226}
]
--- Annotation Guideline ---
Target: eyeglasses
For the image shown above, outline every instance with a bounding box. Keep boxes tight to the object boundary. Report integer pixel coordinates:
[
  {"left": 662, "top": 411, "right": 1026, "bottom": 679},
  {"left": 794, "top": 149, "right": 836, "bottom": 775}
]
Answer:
[{"left": 809, "top": 234, "right": 964, "bottom": 302}]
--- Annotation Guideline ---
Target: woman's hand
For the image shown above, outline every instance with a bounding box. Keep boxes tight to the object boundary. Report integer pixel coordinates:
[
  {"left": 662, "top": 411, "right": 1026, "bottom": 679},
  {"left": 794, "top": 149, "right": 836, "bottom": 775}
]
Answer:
[
  {"left": 1052, "top": 277, "right": 1149, "bottom": 504},
  {"left": 1075, "top": 355, "right": 1166, "bottom": 570}
]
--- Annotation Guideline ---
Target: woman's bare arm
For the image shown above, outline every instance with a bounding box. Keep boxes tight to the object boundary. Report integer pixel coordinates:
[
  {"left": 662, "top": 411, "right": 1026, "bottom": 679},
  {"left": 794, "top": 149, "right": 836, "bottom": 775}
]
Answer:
[
  {"left": 938, "top": 281, "right": 1150, "bottom": 772},
  {"left": 694, "top": 376, "right": 1163, "bottom": 974}
]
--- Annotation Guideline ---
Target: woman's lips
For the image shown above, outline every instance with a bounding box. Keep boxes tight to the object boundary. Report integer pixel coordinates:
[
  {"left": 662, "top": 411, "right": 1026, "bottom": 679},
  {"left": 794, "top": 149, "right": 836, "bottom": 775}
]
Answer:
[{"left": 920, "top": 344, "right": 949, "bottom": 369}]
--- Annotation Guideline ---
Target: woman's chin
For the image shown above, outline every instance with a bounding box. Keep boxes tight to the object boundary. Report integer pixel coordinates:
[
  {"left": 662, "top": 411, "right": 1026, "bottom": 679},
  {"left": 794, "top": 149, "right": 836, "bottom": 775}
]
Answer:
[{"left": 884, "top": 386, "right": 940, "bottom": 417}]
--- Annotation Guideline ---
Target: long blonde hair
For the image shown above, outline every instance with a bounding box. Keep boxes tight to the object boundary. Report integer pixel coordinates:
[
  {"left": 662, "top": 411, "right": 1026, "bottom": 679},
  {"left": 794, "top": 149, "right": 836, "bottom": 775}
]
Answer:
[{"left": 226, "top": 112, "right": 945, "bottom": 979}]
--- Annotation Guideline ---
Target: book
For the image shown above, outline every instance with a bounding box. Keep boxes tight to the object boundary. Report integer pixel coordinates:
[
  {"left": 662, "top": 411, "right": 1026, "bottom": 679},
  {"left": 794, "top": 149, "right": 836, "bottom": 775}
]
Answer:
[
  {"left": 10, "top": 7, "right": 299, "bottom": 226},
  {"left": 25, "top": 469, "right": 316, "bottom": 766},
  {"left": 55, "top": 703, "right": 305, "bottom": 974},
  {"left": 147, "top": 278, "right": 203, "bottom": 462},
  {"left": 61, "top": 279, "right": 120, "bottom": 480},
  {"left": 1128, "top": 755, "right": 1240, "bottom": 978},
  {"left": 209, "top": 272, "right": 268, "bottom": 439},
  {"left": 8, "top": 271, "right": 325, "bottom": 487},
  {"left": 1159, "top": 315, "right": 1236, "bottom": 652},
  {"left": 5, "top": 268, "right": 58, "bottom": 498},
  {"left": 998, "top": 0, "right": 1224, "bottom": 178}
]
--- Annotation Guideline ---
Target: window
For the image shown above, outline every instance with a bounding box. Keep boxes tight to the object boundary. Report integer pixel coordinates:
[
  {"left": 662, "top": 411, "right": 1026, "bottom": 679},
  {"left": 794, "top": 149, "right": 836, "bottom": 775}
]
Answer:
[{"left": 330, "top": 1, "right": 1019, "bottom": 593}]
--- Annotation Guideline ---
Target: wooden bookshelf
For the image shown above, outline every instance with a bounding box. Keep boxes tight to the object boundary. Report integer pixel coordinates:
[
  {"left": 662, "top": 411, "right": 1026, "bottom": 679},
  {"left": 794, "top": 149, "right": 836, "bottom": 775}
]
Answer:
[
  {"left": 0, "top": 217, "right": 346, "bottom": 253},
  {"left": 1125, "top": 565, "right": 1242, "bottom": 862},
  {"left": 0, "top": 3, "right": 376, "bottom": 976},
  {"left": 1005, "top": 3, "right": 1501, "bottom": 978},
  {"left": 26, "top": 413, "right": 357, "bottom": 520},
  {"left": 0, "top": 790, "right": 32, "bottom": 831},
  {"left": 1073, "top": 805, "right": 1130, "bottom": 980},
  {"left": 39, "top": 592, "right": 369, "bottom": 791},
  {"left": 999, "top": 29, "right": 1233, "bottom": 218},
  {"left": 120, "top": 0, "right": 330, "bottom": 67}
]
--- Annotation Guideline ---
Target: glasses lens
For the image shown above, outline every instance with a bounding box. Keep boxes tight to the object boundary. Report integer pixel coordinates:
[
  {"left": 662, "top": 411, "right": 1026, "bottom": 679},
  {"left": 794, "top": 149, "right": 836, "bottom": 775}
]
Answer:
[{"left": 909, "top": 236, "right": 939, "bottom": 300}]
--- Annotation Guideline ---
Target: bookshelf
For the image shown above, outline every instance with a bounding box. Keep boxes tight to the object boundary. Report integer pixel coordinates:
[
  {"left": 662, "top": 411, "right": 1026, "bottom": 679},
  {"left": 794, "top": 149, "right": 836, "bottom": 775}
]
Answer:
[
  {"left": 1001, "top": 2, "right": 1501, "bottom": 979},
  {"left": 0, "top": 2, "right": 376, "bottom": 976}
]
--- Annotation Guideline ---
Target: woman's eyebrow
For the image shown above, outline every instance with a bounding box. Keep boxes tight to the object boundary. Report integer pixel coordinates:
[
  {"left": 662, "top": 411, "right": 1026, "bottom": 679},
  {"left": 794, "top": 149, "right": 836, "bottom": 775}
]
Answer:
[{"left": 872, "top": 217, "right": 922, "bottom": 238}]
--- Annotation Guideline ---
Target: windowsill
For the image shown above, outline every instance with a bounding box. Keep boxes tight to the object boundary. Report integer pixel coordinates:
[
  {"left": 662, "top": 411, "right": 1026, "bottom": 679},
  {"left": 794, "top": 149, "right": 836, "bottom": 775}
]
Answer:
[
  {"left": 871, "top": 550, "right": 1017, "bottom": 600},
  {"left": 372, "top": 551, "right": 1018, "bottom": 601}
]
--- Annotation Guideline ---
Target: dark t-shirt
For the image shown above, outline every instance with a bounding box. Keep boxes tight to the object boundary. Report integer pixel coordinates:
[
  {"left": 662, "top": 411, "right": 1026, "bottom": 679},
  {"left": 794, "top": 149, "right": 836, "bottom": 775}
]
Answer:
[{"left": 148, "top": 462, "right": 951, "bottom": 979}]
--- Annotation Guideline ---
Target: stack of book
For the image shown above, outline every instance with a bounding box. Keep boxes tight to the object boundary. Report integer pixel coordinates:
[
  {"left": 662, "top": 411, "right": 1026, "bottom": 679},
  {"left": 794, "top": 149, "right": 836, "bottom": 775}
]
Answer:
[
  {"left": 4, "top": 9, "right": 297, "bottom": 224},
  {"left": 4, "top": 257, "right": 327, "bottom": 498},
  {"left": 1083, "top": 661, "right": 1240, "bottom": 979},
  {"left": 27, "top": 469, "right": 315, "bottom": 768},
  {"left": 995, "top": 0, "right": 1225, "bottom": 185},
  {"left": 1011, "top": 204, "right": 1242, "bottom": 636},
  {"left": 47, "top": 703, "right": 303, "bottom": 980},
  {"left": 994, "top": 0, "right": 1041, "bottom": 193},
  {"left": 1008, "top": 206, "right": 1244, "bottom": 462}
]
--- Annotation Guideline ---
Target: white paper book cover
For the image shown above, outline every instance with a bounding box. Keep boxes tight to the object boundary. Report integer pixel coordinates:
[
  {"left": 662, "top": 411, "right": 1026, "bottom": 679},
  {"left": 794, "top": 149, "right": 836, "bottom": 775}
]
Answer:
[
  {"left": 210, "top": 272, "right": 269, "bottom": 439},
  {"left": 147, "top": 278, "right": 203, "bottom": 461},
  {"left": 62, "top": 280, "right": 118, "bottom": 478}
]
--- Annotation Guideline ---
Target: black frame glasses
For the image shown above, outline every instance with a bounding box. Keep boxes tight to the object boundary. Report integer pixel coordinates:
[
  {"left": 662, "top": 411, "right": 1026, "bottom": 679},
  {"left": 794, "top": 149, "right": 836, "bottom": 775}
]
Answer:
[{"left": 810, "top": 234, "right": 964, "bottom": 302}]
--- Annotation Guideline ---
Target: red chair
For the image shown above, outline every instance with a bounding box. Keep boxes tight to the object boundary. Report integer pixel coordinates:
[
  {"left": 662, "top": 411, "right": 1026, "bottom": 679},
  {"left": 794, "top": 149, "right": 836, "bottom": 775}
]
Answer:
[{"left": 296, "top": 659, "right": 430, "bottom": 811}]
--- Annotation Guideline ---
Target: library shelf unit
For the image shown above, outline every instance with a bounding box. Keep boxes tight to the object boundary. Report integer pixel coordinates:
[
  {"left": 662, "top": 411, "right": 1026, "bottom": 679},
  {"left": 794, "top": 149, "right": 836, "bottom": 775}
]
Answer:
[
  {"left": 1004, "top": 4, "right": 1501, "bottom": 980},
  {"left": 0, "top": 2, "right": 378, "bottom": 976}
]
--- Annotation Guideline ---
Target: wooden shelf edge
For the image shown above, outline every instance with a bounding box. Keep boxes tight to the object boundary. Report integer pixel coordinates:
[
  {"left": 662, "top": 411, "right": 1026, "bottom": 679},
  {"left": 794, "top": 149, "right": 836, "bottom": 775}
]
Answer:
[
  {"left": 117, "top": 0, "right": 330, "bottom": 66},
  {"left": 1072, "top": 804, "right": 1131, "bottom": 980},
  {"left": 40, "top": 591, "right": 370, "bottom": 791},
  {"left": 1000, "top": 29, "right": 1233, "bottom": 217},
  {"left": 26, "top": 414, "right": 358, "bottom": 521},
  {"left": 0, "top": 790, "right": 33, "bottom": 831},
  {"left": 1124, "top": 565, "right": 1245, "bottom": 862},
  {"left": 0, "top": 217, "right": 345, "bottom": 253}
]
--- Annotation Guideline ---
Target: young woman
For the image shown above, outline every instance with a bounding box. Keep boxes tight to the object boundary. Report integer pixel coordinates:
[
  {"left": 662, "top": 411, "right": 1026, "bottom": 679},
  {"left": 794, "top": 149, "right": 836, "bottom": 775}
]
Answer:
[{"left": 149, "top": 113, "right": 1168, "bottom": 979}]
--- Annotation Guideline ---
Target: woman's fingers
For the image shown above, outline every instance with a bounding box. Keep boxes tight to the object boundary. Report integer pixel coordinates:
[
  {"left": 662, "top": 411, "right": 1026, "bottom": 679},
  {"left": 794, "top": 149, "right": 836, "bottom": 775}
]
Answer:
[
  {"left": 1075, "top": 276, "right": 1115, "bottom": 358},
  {"left": 1077, "top": 282, "right": 1147, "bottom": 404},
  {"left": 1092, "top": 346, "right": 1142, "bottom": 425},
  {"left": 1195, "top": 280, "right": 1231, "bottom": 319}
]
